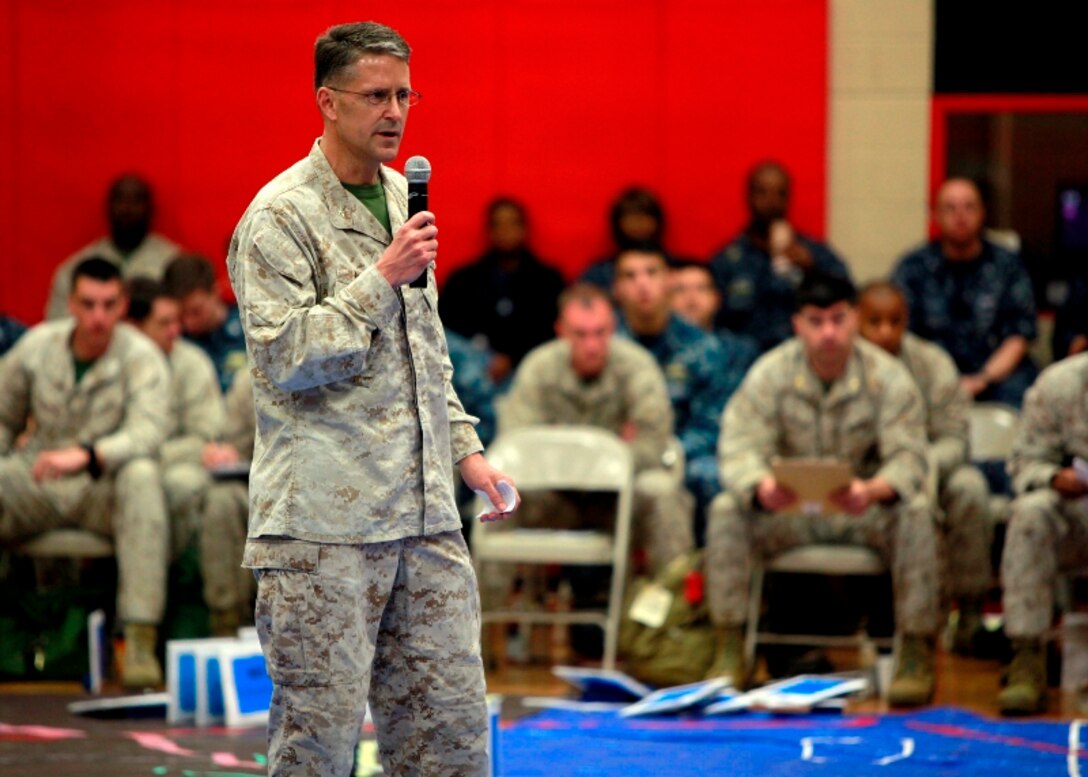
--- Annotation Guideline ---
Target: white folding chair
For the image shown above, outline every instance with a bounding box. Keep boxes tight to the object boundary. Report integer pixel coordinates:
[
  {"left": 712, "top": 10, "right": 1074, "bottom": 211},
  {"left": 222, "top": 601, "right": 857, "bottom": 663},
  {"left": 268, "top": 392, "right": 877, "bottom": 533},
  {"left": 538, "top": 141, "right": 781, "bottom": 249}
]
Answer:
[
  {"left": 15, "top": 528, "right": 115, "bottom": 589},
  {"left": 745, "top": 545, "right": 894, "bottom": 666},
  {"left": 968, "top": 401, "right": 1020, "bottom": 525},
  {"left": 471, "top": 426, "right": 634, "bottom": 670},
  {"left": 969, "top": 401, "right": 1020, "bottom": 461},
  {"left": 18, "top": 529, "right": 114, "bottom": 559}
]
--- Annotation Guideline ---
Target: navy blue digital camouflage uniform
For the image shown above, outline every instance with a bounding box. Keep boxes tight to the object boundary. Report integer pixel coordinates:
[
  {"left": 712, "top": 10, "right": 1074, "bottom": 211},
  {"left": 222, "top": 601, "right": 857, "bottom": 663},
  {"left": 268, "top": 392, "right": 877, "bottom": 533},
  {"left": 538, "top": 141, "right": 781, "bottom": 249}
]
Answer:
[
  {"left": 445, "top": 330, "right": 497, "bottom": 448},
  {"left": 708, "top": 233, "right": 851, "bottom": 353},
  {"left": 184, "top": 303, "right": 249, "bottom": 395},
  {"left": 891, "top": 240, "right": 1037, "bottom": 408},
  {"left": 618, "top": 314, "right": 750, "bottom": 544}
]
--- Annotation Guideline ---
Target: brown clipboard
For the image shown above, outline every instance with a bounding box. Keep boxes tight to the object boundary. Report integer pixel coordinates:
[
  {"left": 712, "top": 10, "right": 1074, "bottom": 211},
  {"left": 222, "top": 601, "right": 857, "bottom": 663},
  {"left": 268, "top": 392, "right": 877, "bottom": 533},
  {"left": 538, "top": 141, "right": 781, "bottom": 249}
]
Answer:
[{"left": 770, "top": 457, "right": 853, "bottom": 515}]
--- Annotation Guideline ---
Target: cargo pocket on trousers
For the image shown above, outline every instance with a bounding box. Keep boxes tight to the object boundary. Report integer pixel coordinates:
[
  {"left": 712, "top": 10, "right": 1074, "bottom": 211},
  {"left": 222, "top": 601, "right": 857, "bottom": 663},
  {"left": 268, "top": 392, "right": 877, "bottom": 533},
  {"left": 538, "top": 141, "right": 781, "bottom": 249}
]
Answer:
[{"left": 245, "top": 540, "right": 322, "bottom": 687}]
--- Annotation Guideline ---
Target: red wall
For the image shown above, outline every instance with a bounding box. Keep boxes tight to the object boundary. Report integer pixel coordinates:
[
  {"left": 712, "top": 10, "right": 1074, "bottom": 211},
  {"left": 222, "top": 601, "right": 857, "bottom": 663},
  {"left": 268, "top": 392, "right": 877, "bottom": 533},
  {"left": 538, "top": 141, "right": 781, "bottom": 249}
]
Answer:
[{"left": 0, "top": 1, "right": 828, "bottom": 324}]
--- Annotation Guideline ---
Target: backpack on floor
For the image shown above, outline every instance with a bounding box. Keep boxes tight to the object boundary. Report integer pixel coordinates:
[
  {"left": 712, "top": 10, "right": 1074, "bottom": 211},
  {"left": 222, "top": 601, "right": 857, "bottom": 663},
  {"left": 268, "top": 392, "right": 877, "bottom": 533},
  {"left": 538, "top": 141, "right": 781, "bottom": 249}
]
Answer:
[{"left": 618, "top": 550, "right": 716, "bottom": 687}]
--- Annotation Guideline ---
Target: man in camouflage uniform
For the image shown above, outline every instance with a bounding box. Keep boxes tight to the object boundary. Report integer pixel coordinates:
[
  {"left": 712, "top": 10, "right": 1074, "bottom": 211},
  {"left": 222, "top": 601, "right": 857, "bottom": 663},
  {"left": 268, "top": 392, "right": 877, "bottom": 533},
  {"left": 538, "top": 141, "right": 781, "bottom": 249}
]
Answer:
[
  {"left": 0, "top": 258, "right": 171, "bottom": 687},
  {"left": 500, "top": 282, "right": 694, "bottom": 575},
  {"left": 707, "top": 161, "right": 851, "bottom": 353},
  {"left": 857, "top": 281, "right": 992, "bottom": 653},
  {"left": 612, "top": 248, "right": 740, "bottom": 545},
  {"left": 46, "top": 175, "right": 179, "bottom": 320},
  {"left": 163, "top": 254, "right": 249, "bottom": 394},
  {"left": 891, "top": 177, "right": 1037, "bottom": 407},
  {"left": 200, "top": 368, "right": 257, "bottom": 636},
  {"left": 227, "top": 22, "right": 515, "bottom": 776},
  {"left": 998, "top": 353, "right": 1088, "bottom": 714},
  {"left": 705, "top": 273, "right": 940, "bottom": 706},
  {"left": 126, "top": 278, "right": 224, "bottom": 560}
]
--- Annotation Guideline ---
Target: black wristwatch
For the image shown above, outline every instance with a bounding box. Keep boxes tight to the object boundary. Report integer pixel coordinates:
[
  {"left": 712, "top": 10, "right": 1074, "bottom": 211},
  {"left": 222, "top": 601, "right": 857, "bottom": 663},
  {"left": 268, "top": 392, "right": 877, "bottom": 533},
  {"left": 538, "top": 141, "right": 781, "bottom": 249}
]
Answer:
[{"left": 81, "top": 442, "right": 102, "bottom": 479}]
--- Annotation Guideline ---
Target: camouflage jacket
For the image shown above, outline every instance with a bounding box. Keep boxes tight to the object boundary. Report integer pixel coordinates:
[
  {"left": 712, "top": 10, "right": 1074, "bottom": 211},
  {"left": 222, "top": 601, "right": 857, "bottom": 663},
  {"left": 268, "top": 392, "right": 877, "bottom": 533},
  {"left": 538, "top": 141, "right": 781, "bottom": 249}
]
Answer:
[
  {"left": 500, "top": 337, "right": 674, "bottom": 473},
  {"left": 0, "top": 320, "right": 170, "bottom": 471},
  {"left": 720, "top": 337, "right": 927, "bottom": 505},
  {"left": 46, "top": 233, "right": 179, "bottom": 321},
  {"left": 897, "top": 332, "right": 970, "bottom": 481},
  {"left": 161, "top": 339, "right": 224, "bottom": 469},
  {"left": 1009, "top": 353, "right": 1088, "bottom": 495},
  {"left": 222, "top": 368, "right": 256, "bottom": 462},
  {"left": 228, "top": 139, "right": 482, "bottom": 544}
]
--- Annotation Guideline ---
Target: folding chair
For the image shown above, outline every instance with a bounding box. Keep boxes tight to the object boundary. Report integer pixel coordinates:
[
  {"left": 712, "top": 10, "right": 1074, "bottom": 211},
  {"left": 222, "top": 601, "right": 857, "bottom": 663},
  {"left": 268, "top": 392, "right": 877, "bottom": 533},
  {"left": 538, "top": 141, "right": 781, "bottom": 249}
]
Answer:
[
  {"left": 968, "top": 401, "right": 1020, "bottom": 525},
  {"left": 471, "top": 426, "right": 634, "bottom": 670},
  {"left": 745, "top": 545, "right": 894, "bottom": 667},
  {"left": 16, "top": 529, "right": 114, "bottom": 588}
]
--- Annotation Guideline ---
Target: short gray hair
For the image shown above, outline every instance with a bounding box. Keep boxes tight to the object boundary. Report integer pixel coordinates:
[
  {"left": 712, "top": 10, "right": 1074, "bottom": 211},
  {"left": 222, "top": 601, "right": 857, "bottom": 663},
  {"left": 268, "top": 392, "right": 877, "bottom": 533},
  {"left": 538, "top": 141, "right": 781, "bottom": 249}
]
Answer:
[{"left": 314, "top": 22, "right": 411, "bottom": 90}]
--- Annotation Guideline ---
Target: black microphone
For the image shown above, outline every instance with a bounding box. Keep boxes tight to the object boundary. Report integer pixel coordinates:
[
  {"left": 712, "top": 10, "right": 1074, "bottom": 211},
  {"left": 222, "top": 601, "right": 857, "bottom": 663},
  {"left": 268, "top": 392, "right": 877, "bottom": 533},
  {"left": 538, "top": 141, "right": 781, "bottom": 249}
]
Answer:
[{"left": 405, "top": 155, "right": 432, "bottom": 289}]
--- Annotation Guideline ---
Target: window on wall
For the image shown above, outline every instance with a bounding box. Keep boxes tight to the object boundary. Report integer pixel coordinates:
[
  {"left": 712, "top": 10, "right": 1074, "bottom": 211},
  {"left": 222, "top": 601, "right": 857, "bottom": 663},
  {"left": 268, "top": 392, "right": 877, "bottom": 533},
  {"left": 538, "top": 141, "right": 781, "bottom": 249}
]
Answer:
[{"left": 934, "top": 2, "right": 1088, "bottom": 311}]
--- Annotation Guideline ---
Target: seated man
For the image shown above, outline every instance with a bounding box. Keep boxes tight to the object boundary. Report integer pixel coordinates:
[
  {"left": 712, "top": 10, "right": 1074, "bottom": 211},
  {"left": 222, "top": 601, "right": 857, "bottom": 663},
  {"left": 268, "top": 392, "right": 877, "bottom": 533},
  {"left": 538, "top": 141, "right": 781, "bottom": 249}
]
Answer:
[
  {"left": 126, "top": 278, "right": 224, "bottom": 561},
  {"left": 999, "top": 353, "right": 1088, "bottom": 714},
  {"left": 891, "top": 177, "right": 1037, "bottom": 407},
  {"left": 0, "top": 258, "right": 171, "bottom": 687},
  {"left": 612, "top": 247, "right": 740, "bottom": 543},
  {"left": 669, "top": 258, "right": 761, "bottom": 377},
  {"left": 500, "top": 282, "right": 694, "bottom": 576},
  {"left": 581, "top": 187, "right": 669, "bottom": 292},
  {"left": 439, "top": 197, "right": 565, "bottom": 384},
  {"left": 200, "top": 368, "right": 257, "bottom": 636},
  {"left": 163, "top": 254, "right": 248, "bottom": 393},
  {"left": 705, "top": 273, "right": 940, "bottom": 706},
  {"left": 707, "top": 161, "right": 851, "bottom": 353},
  {"left": 857, "top": 281, "right": 992, "bottom": 652},
  {"left": 46, "top": 175, "right": 179, "bottom": 320}
]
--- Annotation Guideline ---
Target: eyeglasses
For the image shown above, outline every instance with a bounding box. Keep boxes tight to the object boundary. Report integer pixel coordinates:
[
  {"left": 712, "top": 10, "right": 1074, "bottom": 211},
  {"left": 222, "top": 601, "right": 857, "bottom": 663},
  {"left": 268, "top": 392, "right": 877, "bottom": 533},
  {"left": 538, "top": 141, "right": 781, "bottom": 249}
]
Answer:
[{"left": 326, "top": 86, "right": 422, "bottom": 107}]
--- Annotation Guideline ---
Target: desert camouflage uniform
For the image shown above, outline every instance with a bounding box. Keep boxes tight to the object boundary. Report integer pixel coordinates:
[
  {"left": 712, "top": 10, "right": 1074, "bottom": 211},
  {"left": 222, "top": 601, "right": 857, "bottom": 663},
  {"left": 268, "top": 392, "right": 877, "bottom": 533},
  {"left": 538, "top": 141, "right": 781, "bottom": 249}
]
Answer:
[
  {"left": 201, "top": 368, "right": 255, "bottom": 619},
  {"left": 499, "top": 337, "right": 695, "bottom": 574},
  {"left": 898, "top": 332, "right": 992, "bottom": 601},
  {"left": 0, "top": 320, "right": 171, "bottom": 623},
  {"left": 1002, "top": 354, "right": 1088, "bottom": 638},
  {"left": 45, "top": 233, "right": 180, "bottom": 320},
  {"left": 229, "top": 139, "right": 488, "bottom": 776},
  {"left": 161, "top": 339, "right": 224, "bottom": 556},
  {"left": 705, "top": 338, "right": 940, "bottom": 636}
]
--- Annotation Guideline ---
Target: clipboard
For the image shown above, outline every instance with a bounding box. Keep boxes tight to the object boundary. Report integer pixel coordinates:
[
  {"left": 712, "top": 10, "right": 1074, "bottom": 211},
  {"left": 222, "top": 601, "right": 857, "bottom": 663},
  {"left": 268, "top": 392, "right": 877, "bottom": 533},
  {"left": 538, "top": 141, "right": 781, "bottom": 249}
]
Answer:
[{"left": 770, "top": 457, "right": 853, "bottom": 515}]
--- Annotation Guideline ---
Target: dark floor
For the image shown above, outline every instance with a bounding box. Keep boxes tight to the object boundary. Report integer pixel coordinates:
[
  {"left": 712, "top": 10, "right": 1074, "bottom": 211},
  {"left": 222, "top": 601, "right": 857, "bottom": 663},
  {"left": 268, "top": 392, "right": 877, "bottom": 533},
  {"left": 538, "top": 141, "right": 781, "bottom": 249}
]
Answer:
[{"left": 0, "top": 685, "right": 268, "bottom": 776}]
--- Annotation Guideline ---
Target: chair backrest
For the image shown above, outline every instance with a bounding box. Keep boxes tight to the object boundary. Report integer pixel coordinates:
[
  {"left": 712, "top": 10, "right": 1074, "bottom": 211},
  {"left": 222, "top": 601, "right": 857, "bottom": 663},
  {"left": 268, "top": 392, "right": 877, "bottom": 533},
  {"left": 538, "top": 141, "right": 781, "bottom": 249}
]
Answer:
[
  {"left": 482, "top": 425, "right": 633, "bottom": 493},
  {"left": 969, "top": 401, "right": 1020, "bottom": 460}
]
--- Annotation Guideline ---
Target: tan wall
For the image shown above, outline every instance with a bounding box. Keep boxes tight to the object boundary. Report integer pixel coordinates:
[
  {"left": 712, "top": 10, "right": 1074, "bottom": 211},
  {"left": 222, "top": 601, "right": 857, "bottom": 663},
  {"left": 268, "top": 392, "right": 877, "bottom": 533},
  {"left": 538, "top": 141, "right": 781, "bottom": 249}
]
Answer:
[{"left": 827, "top": 0, "right": 933, "bottom": 282}]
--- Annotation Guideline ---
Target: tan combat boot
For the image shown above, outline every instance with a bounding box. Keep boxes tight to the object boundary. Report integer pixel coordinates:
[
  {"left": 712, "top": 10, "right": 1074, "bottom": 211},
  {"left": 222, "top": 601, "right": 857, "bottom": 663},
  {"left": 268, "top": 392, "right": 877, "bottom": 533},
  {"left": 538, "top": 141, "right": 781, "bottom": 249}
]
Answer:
[
  {"left": 122, "top": 623, "right": 163, "bottom": 688},
  {"left": 998, "top": 638, "right": 1047, "bottom": 715},
  {"left": 705, "top": 625, "right": 748, "bottom": 688},
  {"left": 887, "top": 634, "right": 936, "bottom": 707}
]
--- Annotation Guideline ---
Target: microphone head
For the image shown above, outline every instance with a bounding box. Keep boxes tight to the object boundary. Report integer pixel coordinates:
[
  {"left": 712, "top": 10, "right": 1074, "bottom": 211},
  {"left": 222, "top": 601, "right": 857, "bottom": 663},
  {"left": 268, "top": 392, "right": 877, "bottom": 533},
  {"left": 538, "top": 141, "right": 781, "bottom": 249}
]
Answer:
[{"left": 405, "top": 155, "right": 432, "bottom": 184}]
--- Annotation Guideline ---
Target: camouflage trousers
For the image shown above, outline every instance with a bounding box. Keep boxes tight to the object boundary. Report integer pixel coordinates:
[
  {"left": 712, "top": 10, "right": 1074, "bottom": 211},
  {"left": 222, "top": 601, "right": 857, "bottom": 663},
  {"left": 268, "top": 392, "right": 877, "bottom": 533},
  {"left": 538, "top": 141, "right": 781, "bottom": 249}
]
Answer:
[
  {"left": 163, "top": 462, "right": 213, "bottom": 558},
  {"left": 704, "top": 492, "right": 941, "bottom": 636},
  {"left": 200, "top": 480, "right": 252, "bottom": 619},
  {"left": 245, "top": 530, "right": 488, "bottom": 777},
  {"left": 1002, "top": 490, "right": 1088, "bottom": 638},
  {"left": 937, "top": 464, "right": 993, "bottom": 602},
  {"left": 0, "top": 454, "right": 168, "bottom": 623}
]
